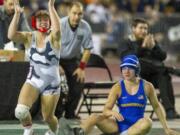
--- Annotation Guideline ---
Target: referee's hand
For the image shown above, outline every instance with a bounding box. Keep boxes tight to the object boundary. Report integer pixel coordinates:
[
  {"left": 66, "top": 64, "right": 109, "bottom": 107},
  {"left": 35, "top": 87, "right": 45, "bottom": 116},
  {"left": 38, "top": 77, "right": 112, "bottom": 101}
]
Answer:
[{"left": 73, "top": 68, "right": 85, "bottom": 83}]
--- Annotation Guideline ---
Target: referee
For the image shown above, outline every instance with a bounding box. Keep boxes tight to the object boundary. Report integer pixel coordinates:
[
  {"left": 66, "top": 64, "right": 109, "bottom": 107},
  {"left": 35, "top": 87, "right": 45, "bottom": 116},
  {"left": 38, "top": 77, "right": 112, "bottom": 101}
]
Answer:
[{"left": 58, "top": 1, "right": 93, "bottom": 119}]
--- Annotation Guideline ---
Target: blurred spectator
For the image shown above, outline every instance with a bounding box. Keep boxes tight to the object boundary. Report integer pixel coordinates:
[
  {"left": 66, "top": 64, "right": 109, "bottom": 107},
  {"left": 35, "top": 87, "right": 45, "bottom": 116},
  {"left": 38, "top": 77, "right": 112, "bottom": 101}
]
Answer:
[
  {"left": 84, "top": 0, "right": 109, "bottom": 55},
  {"left": 101, "top": 3, "right": 130, "bottom": 56},
  {"left": 115, "top": 0, "right": 145, "bottom": 13},
  {"left": 85, "top": 0, "right": 108, "bottom": 32},
  {"left": 20, "top": 0, "right": 32, "bottom": 28},
  {"left": 37, "top": 0, "right": 48, "bottom": 9},
  {"left": 21, "top": 0, "right": 31, "bottom": 7},
  {"left": 0, "top": 0, "right": 31, "bottom": 50},
  {"left": 164, "top": 0, "right": 180, "bottom": 13},
  {"left": 153, "top": 0, "right": 166, "bottom": 12},
  {"left": 144, "top": 5, "right": 169, "bottom": 45}
]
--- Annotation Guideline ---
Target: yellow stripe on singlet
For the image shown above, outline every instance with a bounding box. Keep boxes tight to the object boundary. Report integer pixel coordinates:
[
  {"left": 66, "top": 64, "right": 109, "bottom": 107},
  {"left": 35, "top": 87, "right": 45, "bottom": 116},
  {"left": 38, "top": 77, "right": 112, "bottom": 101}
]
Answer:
[{"left": 121, "top": 103, "right": 144, "bottom": 107}]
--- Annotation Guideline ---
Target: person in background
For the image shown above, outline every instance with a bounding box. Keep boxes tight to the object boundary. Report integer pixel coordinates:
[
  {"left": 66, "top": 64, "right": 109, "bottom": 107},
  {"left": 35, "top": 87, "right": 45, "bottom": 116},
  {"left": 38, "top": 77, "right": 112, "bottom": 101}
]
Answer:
[
  {"left": 58, "top": 1, "right": 93, "bottom": 119},
  {"left": 0, "top": 0, "right": 30, "bottom": 50}
]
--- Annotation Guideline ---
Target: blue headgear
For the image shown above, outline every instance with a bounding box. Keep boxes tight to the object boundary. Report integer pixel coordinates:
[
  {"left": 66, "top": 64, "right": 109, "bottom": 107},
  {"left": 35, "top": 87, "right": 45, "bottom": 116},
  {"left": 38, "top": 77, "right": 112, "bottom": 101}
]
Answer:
[{"left": 120, "top": 55, "right": 140, "bottom": 76}]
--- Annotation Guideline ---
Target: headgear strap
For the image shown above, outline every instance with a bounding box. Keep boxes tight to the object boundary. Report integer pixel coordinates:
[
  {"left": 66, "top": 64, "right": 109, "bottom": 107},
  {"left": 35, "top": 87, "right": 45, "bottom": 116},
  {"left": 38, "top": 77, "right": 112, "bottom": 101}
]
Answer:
[{"left": 31, "top": 10, "right": 51, "bottom": 33}]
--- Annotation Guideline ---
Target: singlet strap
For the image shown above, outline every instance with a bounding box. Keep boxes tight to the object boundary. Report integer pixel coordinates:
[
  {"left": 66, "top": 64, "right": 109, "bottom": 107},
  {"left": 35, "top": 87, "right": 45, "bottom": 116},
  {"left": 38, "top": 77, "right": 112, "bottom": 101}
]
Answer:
[
  {"left": 30, "top": 31, "right": 36, "bottom": 48},
  {"left": 137, "top": 79, "right": 144, "bottom": 95},
  {"left": 120, "top": 80, "right": 126, "bottom": 96}
]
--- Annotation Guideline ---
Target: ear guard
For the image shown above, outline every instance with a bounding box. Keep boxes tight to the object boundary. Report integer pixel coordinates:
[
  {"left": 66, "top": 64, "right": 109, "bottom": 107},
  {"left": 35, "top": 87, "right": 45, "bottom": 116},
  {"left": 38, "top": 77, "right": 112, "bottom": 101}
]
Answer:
[
  {"left": 31, "top": 16, "right": 37, "bottom": 30},
  {"left": 31, "top": 12, "right": 51, "bottom": 33}
]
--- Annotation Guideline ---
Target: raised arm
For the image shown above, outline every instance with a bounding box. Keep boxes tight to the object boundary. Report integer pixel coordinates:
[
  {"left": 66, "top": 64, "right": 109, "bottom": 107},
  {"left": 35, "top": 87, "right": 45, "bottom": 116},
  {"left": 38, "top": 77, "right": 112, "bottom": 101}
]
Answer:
[
  {"left": 146, "top": 82, "right": 180, "bottom": 135},
  {"left": 48, "top": 0, "right": 61, "bottom": 48},
  {"left": 8, "top": 0, "right": 29, "bottom": 45}
]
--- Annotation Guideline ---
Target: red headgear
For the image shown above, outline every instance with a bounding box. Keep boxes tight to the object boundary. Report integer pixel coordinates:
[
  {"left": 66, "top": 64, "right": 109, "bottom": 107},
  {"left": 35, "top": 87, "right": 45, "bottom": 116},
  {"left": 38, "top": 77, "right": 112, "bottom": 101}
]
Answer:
[
  {"left": 31, "top": 16, "right": 36, "bottom": 29},
  {"left": 31, "top": 10, "right": 51, "bottom": 33}
]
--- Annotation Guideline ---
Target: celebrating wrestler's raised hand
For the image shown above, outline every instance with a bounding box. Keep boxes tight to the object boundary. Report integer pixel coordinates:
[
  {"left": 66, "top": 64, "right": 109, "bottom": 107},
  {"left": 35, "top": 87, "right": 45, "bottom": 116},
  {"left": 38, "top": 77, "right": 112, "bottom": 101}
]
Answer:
[
  {"left": 48, "top": 0, "right": 55, "bottom": 6},
  {"left": 14, "top": 0, "right": 23, "bottom": 14}
]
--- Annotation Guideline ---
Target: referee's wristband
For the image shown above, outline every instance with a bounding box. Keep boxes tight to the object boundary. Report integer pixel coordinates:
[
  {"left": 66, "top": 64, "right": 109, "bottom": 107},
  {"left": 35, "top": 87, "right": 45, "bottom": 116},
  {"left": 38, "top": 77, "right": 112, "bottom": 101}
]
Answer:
[{"left": 79, "top": 61, "right": 86, "bottom": 70}]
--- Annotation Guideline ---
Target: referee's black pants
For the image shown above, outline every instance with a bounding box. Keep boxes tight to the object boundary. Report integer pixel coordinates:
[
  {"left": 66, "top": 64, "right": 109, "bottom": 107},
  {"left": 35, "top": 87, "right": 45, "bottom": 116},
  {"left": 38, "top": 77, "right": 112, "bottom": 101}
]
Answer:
[{"left": 58, "top": 58, "right": 84, "bottom": 118}]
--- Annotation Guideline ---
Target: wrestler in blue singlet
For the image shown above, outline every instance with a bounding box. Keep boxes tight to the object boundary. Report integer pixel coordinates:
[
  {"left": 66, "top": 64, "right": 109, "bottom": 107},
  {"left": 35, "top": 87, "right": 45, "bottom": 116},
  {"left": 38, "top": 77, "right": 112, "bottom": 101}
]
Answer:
[{"left": 117, "top": 79, "right": 147, "bottom": 134}]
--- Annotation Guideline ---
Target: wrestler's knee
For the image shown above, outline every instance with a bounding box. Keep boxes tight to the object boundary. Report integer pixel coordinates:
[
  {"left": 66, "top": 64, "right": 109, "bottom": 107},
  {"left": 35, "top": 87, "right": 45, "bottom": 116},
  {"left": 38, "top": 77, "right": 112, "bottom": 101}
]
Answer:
[
  {"left": 128, "top": 117, "right": 152, "bottom": 135},
  {"left": 15, "top": 104, "right": 30, "bottom": 120},
  {"left": 140, "top": 117, "right": 152, "bottom": 133}
]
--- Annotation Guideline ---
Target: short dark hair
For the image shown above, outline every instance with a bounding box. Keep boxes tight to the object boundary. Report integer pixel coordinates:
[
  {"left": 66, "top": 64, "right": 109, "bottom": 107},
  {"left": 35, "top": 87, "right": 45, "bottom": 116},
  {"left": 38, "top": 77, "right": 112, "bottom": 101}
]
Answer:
[
  {"left": 69, "top": 1, "right": 83, "bottom": 10},
  {"left": 132, "top": 18, "right": 149, "bottom": 27}
]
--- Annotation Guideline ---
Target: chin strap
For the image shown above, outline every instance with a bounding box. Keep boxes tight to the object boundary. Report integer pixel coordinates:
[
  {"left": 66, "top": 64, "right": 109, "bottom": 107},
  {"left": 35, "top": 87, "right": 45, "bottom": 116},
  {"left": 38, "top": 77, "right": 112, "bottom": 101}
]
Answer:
[{"left": 37, "top": 27, "right": 49, "bottom": 33}]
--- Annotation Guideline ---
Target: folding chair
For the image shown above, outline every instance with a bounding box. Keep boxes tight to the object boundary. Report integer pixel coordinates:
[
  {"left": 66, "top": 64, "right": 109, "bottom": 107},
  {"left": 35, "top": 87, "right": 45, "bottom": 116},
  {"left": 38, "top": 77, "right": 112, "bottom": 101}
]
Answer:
[{"left": 77, "top": 54, "right": 116, "bottom": 115}]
